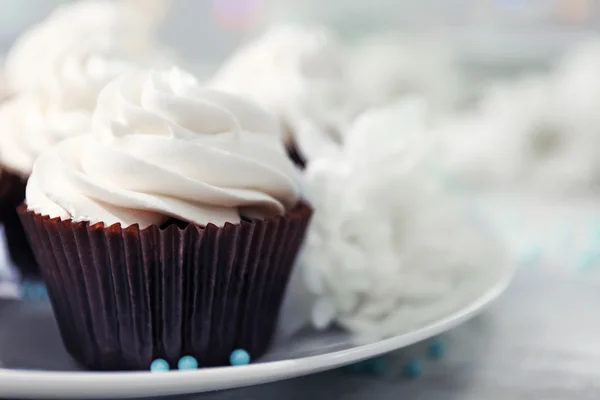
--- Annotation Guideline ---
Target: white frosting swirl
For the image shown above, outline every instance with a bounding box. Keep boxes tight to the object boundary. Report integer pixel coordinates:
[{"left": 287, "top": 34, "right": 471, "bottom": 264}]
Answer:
[
  {"left": 0, "top": 94, "right": 91, "bottom": 177},
  {"left": 26, "top": 68, "right": 301, "bottom": 228},
  {"left": 5, "top": 0, "right": 167, "bottom": 94},
  {"left": 0, "top": 0, "right": 174, "bottom": 177},
  {"left": 35, "top": 36, "right": 147, "bottom": 111},
  {"left": 209, "top": 25, "right": 356, "bottom": 153},
  {"left": 0, "top": 37, "right": 146, "bottom": 177}
]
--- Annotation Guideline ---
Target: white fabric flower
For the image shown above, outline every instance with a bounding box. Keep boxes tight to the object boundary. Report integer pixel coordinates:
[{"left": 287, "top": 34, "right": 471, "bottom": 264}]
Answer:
[{"left": 295, "top": 98, "right": 504, "bottom": 343}]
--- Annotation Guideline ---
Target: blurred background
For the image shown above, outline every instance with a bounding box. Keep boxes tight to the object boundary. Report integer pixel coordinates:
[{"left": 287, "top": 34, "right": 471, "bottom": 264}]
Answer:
[{"left": 1, "top": 0, "right": 597, "bottom": 76}]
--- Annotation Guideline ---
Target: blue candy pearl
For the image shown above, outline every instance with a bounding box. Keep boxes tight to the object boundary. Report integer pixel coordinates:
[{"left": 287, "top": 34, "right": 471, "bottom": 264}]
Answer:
[
  {"left": 520, "top": 245, "right": 541, "bottom": 267},
  {"left": 32, "top": 283, "right": 47, "bottom": 300},
  {"left": 177, "top": 355, "right": 198, "bottom": 370},
  {"left": 578, "top": 251, "right": 600, "bottom": 271},
  {"left": 230, "top": 349, "right": 250, "bottom": 366},
  {"left": 150, "top": 358, "right": 170, "bottom": 372},
  {"left": 21, "top": 281, "right": 30, "bottom": 297},
  {"left": 427, "top": 339, "right": 446, "bottom": 360},
  {"left": 21, "top": 281, "right": 48, "bottom": 301},
  {"left": 368, "top": 357, "right": 387, "bottom": 377},
  {"left": 402, "top": 360, "right": 422, "bottom": 378}
]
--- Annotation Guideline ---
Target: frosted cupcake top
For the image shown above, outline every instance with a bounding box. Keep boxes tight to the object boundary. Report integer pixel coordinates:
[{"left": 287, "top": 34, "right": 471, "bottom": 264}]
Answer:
[
  {"left": 5, "top": 0, "right": 167, "bottom": 94},
  {"left": 0, "top": 37, "right": 146, "bottom": 177},
  {"left": 209, "top": 25, "right": 356, "bottom": 153},
  {"left": 26, "top": 68, "right": 301, "bottom": 228},
  {"left": 0, "top": 0, "right": 173, "bottom": 177}
]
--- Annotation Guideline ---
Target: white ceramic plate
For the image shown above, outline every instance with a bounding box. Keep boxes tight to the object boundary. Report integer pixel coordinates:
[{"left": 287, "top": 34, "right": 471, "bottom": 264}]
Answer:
[{"left": 0, "top": 262, "right": 513, "bottom": 399}]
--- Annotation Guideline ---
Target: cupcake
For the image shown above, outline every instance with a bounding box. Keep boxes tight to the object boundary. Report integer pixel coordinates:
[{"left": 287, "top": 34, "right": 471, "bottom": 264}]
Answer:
[
  {"left": 209, "top": 25, "right": 356, "bottom": 167},
  {"left": 0, "top": 1, "right": 173, "bottom": 275},
  {"left": 19, "top": 67, "right": 312, "bottom": 370},
  {"left": 4, "top": 0, "right": 171, "bottom": 94}
]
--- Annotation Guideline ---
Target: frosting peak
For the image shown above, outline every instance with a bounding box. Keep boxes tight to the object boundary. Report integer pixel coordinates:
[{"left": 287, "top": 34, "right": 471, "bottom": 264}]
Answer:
[
  {"left": 26, "top": 68, "right": 301, "bottom": 228},
  {"left": 0, "top": 37, "right": 144, "bottom": 176},
  {"left": 93, "top": 68, "right": 282, "bottom": 142}
]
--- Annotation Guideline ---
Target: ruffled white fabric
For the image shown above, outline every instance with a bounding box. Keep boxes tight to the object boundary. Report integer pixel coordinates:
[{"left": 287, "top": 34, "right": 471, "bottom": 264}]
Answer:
[{"left": 281, "top": 98, "right": 504, "bottom": 343}]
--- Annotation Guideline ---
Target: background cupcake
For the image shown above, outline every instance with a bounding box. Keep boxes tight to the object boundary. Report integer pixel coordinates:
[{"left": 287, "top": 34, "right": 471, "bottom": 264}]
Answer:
[
  {"left": 0, "top": 0, "right": 174, "bottom": 275},
  {"left": 4, "top": 0, "right": 172, "bottom": 94},
  {"left": 19, "top": 67, "right": 312, "bottom": 370},
  {"left": 209, "top": 25, "right": 356, "bottom": 167}
]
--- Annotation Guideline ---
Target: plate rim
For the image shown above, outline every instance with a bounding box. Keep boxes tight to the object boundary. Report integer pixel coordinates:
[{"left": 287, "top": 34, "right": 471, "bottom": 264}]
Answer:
[{"left": 0, "top": 263, "right": 515, "bottom": 399}]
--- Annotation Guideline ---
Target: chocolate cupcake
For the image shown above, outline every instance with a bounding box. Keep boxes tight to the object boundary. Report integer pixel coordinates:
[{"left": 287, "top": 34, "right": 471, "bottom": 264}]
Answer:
[{"left": 19, "top": 67, "right": 312, "bottom": 370}]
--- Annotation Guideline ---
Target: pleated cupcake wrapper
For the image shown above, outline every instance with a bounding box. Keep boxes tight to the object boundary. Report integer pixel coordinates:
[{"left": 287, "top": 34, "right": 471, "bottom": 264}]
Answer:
[
  {"left": 0, "top": 169, "right": 36, "bottom": 275},
  {"left": 18, "top": 202, "right": 312, "bottom": 371},
  {"left": 287, "top": 145, "right": 306, "bottom": 169}
]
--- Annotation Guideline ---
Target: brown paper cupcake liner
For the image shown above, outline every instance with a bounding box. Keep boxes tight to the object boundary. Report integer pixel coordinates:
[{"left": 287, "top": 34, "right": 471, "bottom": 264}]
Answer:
[
  {"left": 287, "top": 143, "right": 306, "bottom": 169},
  {"left": 0, "top": 169, "right": 36, "bottom": 275},
  {"left": 18, "top": 202, "right": 312, "bottom": 371}
]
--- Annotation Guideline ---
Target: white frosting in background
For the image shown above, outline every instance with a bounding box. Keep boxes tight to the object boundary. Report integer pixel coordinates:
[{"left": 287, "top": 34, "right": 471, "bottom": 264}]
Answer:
[
  {"left": 209, "top": 25, "right": 356, "bottom": 154},
  {"left": 26, "top": 68, "right": 300, "bottom": 228},
  {"left": 210, "top": 26, "right": 467, "bottom": 163},
  {"left": 435, "top": 39, "right": 600, "bottom": 192},
  {"left": 291, "top": 98, "right": 504, "bottom": 343},
  {"left": 0, "top": 94, "right": 91, "bottom": 177},
  {"left": 5, "top": 0, "right": 170, "bottom": 94},
  {"left": 122, "top": 0, "right": 173, "bottom": 30},
  {"left": 0, "top": 0, "right": 175, "bottom": 177},
  {"left": 436, "top": 77, "right": 560, "bottom": 186},
  {"left": 347, "top": 33, "right": 465, "bottom": 114},
  {"left": 0, "top": 39, "right": 146, "bottom": 177},
  {"left": 554, "top": 40, "right": 600, "bottom": 133},
  {"left": 35, "top": 36, "right": 146, "bottom": 111}
]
